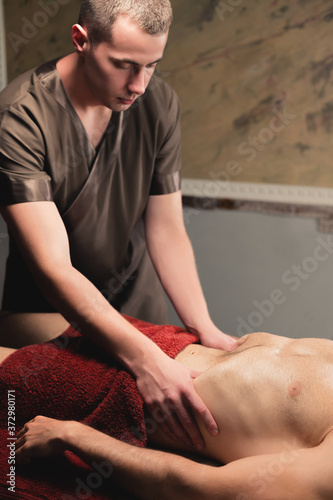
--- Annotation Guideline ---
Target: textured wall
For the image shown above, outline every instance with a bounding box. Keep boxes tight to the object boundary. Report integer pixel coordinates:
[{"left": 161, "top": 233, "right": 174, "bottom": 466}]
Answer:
[
  {"left": 4, "top": 0, "right": 333, "bottom": 187},
  {"left": 160, "top": 0, "right": 333, "bottom": 187},
  {"left": 4, "top": 0, "right": 80, "bottom": 81}
]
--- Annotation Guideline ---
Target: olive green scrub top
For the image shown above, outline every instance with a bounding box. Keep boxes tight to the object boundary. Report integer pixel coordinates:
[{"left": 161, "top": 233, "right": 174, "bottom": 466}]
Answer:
[{"left": 0, "top": 58, "right": 181, "bottom": 324}]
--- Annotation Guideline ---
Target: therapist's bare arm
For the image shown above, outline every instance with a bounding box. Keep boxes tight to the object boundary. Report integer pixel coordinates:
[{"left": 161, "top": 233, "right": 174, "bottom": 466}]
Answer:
[
  {"left": 0, "top": 202, "right": 159, "bottom": 358},
  {"left": 0, "top": 201, "right": 217, "bottom": 448},
  {"left": 16, "top": 416, "right": 331, "bottom": 500},
  {"left": 145, "top": 191, "right": 238, "bottom": 351}
]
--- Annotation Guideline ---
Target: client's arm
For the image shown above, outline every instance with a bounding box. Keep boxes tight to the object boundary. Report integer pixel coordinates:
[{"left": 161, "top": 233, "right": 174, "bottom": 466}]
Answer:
[{"left": 16, "top": 416, "right": 332, "bottom": 500}]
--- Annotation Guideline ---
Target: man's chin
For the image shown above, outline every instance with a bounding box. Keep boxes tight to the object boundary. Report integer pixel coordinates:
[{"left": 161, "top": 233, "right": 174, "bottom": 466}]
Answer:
[{"left": 109, "top": 100, "right": 135, "bottom": 112}]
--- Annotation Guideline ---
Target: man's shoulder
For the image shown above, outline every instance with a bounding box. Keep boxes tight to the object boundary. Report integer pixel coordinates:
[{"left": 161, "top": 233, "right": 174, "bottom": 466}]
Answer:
[
  {"left": 130, "top": 75, "right": 180, "bottom": 129},
  {"left": 147, "top": 75, "right": 178, "bottom": 100},
  {"left": 140, "top": 75, "right": 179, "bottom": 112},
  {"left": 0, "top": 58, "right": 60, "bottom": 112},
  {"left": 0, "top": 69, "right": 35, "bottom": 111}
]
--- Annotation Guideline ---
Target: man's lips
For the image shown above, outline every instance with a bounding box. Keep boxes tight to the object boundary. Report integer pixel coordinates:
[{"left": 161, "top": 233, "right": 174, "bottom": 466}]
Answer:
[{"left": 118, "top": 97, "right": 135, "bottom": 105}]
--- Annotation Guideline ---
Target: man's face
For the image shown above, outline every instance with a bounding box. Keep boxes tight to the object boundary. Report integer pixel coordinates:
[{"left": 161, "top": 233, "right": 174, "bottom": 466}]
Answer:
[{"left": 82, "top": 15, "right": 168, "bottom": 111}]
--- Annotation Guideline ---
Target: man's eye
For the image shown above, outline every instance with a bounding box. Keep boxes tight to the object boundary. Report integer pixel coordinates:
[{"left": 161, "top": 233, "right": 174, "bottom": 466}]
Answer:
[{"left": 114, "top": 61, "right": 130, "bottom": 70}]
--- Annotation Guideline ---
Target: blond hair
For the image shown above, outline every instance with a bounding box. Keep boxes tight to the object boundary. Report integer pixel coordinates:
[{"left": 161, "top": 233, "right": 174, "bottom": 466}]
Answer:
[{"left": 78, "top": 0, "right": 173, "bottom": 45}]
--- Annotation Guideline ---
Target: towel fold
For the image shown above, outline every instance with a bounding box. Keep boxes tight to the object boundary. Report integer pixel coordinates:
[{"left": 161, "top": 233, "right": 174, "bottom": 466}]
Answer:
[{"left": 0, "top": 315, "right": 198, "bottom": 500}]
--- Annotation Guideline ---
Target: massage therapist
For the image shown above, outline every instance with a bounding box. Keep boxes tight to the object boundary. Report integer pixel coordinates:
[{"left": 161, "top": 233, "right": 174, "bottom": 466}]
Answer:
[{"left": 0, "top": 0, "right": 238, "bottom": 450}]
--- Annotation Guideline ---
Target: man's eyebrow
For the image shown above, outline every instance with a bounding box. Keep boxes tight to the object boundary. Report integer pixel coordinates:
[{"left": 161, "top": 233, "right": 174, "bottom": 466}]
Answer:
[{"left": 111, "top": 56, "right": 163, "bottom": 66}]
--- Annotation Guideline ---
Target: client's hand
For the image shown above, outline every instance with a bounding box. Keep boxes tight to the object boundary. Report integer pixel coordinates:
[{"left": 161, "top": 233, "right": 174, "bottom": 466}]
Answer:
[
  {"left": 135, "top": 353, "right": 218, "bottom": 451},
  {"left": 15, "top": 415, "right": 71, "bottom": 464}
]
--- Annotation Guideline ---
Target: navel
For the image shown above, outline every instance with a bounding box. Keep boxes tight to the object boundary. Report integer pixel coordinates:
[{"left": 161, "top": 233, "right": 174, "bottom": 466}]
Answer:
[{"left": 288, "top": 381, "right": 302, "bottom": 398}]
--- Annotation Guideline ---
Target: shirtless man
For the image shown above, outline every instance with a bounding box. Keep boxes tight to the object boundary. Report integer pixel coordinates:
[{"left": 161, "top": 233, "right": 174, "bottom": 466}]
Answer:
[{"left": 12, "top": 331, "right": 333, "bottom": 499}]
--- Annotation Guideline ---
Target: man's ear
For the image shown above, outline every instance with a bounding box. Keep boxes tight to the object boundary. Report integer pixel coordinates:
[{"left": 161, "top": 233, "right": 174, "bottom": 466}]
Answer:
[{"left": 72, "top": 24, "right": 89, "bottom": 54}]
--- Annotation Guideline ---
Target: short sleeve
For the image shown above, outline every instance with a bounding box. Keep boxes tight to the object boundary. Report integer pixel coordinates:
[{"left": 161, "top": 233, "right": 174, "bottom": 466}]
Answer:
[
  {"left": 149, "top": 87, "right": 182, "bottom": 196},
  {"left": 0, "top": 108, "right": 53, "bottom": 206}
]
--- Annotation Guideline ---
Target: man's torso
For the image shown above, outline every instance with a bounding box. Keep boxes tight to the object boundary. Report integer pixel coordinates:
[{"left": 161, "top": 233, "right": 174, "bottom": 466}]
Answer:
[{"left": 152, "top": 332, "right": 333, "bottom": 464}]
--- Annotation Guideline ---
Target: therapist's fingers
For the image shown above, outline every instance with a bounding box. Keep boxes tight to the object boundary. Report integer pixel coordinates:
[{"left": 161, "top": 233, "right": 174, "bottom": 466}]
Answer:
[
  {"left": 179, "top": 380, "right": 219, "bottom": 447},
  {"left": 136, "top": 355, "right": 218, "bottom": 449},
  {"left": 151, "top": 405, "right": 191, "bottom": 445},
  {"left": 148, "top": 395, "right": 205, "bottom": 448},
  {"left": 159, "top": 384, "right": 218, "bottom": 450},
  {"left": 172, "top": 404, "right": 205, "bottom": 450}
]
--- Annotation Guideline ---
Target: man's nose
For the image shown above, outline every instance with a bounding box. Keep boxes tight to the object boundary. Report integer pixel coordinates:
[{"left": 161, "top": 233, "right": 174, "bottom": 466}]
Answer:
[{"left": 127, "top": 68, "right": 146, "bottom": 96}]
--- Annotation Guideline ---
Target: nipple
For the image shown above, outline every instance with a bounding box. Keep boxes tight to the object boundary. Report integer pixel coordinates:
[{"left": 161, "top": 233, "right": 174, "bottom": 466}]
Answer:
[{"left": 288, "top": 381, "right": 302, "bottom": 398}]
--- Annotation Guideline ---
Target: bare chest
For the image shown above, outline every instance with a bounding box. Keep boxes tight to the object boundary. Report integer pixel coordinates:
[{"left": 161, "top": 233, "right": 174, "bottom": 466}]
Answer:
[
  {"left": 193, "top": 349, "right": 333, "bottom": 463},
  {"left": 78, "top": 110, "right": 112, "bottom": 149}
]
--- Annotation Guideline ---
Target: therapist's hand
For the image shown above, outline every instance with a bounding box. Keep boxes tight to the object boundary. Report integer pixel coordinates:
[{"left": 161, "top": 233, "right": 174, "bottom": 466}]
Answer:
[
  {"left": 188, "top": 323, "right": 240, "bottom": 352},
  {"left": 135, "top": 354, "right": 218, "bottom": 450}
]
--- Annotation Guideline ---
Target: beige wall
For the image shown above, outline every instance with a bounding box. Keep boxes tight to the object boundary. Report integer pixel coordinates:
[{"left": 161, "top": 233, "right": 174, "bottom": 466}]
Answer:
[
  {"left": 4, "top": 0, "right": 333, "bottom": 188},
  {"left": 4, "top": 0, "right": 80, "bottom": 81},
  {"left": 160, "top": 0, "right": 333, "bottom": 188}
]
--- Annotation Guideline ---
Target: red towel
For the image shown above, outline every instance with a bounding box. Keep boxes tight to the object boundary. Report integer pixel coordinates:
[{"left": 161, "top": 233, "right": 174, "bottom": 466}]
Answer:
[{"left": 0, "top": 316, "right": 198, "bottom": 500}]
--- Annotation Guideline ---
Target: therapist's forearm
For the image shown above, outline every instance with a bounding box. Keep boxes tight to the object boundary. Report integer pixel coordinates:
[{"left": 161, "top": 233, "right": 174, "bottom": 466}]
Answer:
[
  {"left": 147, "top": 226, "right": 213, "bottom": 333},
  {"left": 34, "top": 263, "right": 164, "bottom": 371}
]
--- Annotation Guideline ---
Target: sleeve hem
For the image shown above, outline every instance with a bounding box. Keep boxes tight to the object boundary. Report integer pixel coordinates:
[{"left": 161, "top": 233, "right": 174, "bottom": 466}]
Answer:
[
  {"left": 0, "top": 177, "right": 53, "bottom": 206},
  {"left": 149, "top": 171, "right": 181, "bottom": 196}
]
